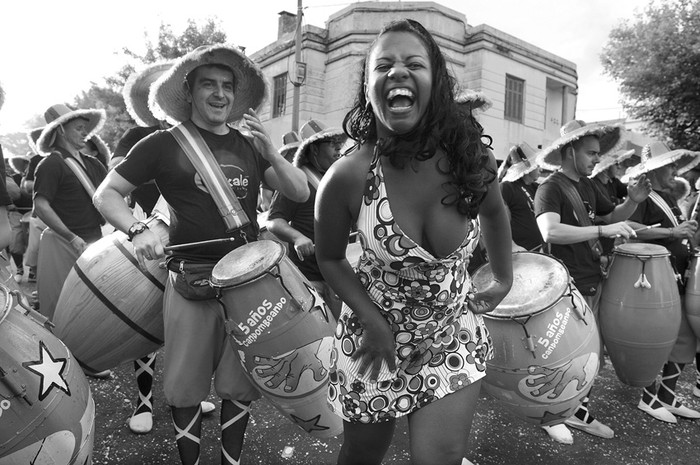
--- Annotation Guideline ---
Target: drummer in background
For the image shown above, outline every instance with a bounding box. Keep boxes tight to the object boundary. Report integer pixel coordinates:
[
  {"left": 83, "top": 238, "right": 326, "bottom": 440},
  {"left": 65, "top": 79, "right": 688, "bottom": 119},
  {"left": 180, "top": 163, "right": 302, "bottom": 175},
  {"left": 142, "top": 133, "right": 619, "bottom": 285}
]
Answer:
[
  {"left": 622, "top": 141, "right": 700, "bottom": 423},
  {"left": 498, "top": 142, "right": 545, "bottom": 253},
  {"left": 266, "top": 120, "right": 346, "bottom": 320},
  {"left": 534, "top": 120, "right": 652, "bottom": 443},
  {"left": 20, "top": 129, "right": 48, "bottom": 288},
  {"left": 93, "top": 44, "right": 308, "bottom": 465},
  {"left": 589, "top": 145, "right": 638, "bottom": 258},
  {"left": 258, "top": 130, "right": 301, "bottom": 213},
  {"left": 33, "top": 104, "right": 109, "bottom": 340},
  {"left": 0, "top": 82, "right": 13, "bottom": 250},
  {"left": 113, "top": 61, "right": 215, "bottom": 436}
]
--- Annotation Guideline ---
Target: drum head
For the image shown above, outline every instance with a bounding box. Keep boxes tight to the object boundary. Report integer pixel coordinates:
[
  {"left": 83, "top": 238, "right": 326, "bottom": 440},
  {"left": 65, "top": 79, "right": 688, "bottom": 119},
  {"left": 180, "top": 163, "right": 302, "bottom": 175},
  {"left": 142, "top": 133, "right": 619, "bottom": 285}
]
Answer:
[
  {"left": 472, "top": 252, "right": 569, "bottom": 318},
  {"left": 614, "top": 242, "right": 670, "bottom": 257},
  {"left": 210, "top": 240, "right": 285, "bottom": 288}
]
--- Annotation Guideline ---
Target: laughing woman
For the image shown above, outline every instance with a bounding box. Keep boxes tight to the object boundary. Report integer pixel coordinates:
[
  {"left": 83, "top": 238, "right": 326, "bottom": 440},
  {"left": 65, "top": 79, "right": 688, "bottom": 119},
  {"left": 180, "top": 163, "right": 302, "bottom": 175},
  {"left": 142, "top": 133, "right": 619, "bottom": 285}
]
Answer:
[{"left": 315, "top": 19, "right": 513, "bottom": 465}]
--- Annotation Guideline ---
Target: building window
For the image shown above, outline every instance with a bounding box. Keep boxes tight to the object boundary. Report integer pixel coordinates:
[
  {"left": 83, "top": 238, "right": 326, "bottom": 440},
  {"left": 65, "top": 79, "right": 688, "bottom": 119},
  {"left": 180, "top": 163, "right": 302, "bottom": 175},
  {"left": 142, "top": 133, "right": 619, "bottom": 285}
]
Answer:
[
  {"left": 504, "top": 75, "right": 524, "bottom": 123},
  {"left": 272, "top": 73, "right": 287, "bottom": 118}
]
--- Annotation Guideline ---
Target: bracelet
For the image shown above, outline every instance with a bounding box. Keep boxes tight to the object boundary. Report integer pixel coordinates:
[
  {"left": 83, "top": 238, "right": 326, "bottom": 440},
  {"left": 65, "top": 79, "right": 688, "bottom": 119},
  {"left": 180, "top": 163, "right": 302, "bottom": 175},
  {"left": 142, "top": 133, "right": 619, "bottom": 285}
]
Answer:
[
  {"left": 598, "top": 225, "right": 603, "bottom": 239},
  {"left": 70, "top": 236, "right": 80, "bottom": 243},
  {"left": 668, "top": 228, "right": 674, "bottom": 239}
]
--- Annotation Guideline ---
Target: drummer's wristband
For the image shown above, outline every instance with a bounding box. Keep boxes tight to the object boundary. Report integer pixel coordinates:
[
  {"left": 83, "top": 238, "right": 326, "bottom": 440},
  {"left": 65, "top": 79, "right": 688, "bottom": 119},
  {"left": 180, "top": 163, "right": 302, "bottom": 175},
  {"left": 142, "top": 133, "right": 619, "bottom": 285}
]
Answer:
[
  {"left": 668, "top": 228, "right": 674, "bottom": 238},
  {"left": 598, "top": 225, "right": 603, "bottom": 238}
]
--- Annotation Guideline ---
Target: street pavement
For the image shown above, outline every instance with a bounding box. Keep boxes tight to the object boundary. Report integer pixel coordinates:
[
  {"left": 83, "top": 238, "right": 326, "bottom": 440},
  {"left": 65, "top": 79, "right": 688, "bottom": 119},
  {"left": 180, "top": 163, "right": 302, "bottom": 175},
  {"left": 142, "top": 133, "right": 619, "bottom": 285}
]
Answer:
[{"left": 10, "top": 269, "right": 700, "bottom": 465}]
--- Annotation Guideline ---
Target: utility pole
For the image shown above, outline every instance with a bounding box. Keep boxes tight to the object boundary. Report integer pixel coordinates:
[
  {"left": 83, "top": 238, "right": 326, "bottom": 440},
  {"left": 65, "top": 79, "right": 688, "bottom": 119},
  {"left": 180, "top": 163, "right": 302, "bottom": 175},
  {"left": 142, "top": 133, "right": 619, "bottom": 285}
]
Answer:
[{"left": 291, "top": 0, "right": 304, "bottom": 132}]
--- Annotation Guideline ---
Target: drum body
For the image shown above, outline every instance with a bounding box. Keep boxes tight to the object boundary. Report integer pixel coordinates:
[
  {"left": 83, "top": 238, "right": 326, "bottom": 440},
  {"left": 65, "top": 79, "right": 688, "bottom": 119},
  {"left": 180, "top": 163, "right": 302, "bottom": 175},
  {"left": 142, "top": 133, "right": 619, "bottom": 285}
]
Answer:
[
  {"left": 472, "top": 252, "right": 600, "bottom": 426},
  {"left": 0, "top": 284, "right": 94, "bottom": 464},
  {"left": 52, "top": 216, "right": 169, "bottom": 372},
  {"left": 600, "top": 243, "right": 681, "bottom": 387},
  {"left": 684, "top": 248, "right": 700, "bottom": 337},
  {"left": 210, "top": 240, "right": 342, "bottom": 438}
]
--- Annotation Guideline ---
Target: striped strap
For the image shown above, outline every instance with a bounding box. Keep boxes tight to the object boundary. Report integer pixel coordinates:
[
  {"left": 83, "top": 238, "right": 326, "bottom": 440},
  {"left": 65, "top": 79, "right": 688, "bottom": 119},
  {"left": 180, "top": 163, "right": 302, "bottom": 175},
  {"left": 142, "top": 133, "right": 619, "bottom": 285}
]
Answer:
[
  {"left": 63, "top": 156, "right": 96, "bottom": 197},
  {"left": 170, "top": 121, "right": 250, "bottom": 232},
  {"left": 648, "top": 191, "right": 680, "bottom": 226}
]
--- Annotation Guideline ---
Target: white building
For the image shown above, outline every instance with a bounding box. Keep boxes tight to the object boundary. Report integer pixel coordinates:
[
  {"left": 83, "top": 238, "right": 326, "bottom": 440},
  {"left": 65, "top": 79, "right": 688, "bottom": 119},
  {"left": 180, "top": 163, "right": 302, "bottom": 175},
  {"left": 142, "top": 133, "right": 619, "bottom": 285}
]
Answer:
[{"left": 250, "top": 1, "right": 578, "bottom": 160}]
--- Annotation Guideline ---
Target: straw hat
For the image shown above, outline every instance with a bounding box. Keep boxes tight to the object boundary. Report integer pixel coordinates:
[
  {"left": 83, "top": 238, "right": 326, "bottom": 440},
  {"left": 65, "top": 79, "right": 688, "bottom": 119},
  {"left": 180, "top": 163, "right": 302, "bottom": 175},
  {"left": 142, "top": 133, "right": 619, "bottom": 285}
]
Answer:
[
  {"left": 150, "top": 44, "right": 267, "bottom": 125},
  {"left": 27, "top": 127, "right": 44, "bottom": 155},
  {"left": 292, "top": 120, "right": 346, "bottom": 167},
  {"left": 621, "top": 141, "right": 700, "bottom": 183},
  {"left": 7, "top": 152, "right": 30, "bottom": 174},
  {"left": 123, "top": 62, "right": 173, "bottom": 127},
  {"left": 36, "top": 104, "right": 106, "bottom": 155},
  {"left": 279, "top": 131, "right": 301, "bottom": 161},
  {"left": 590, "top": 147, "right": 636, "bottom": 178},
  {"left": 499, "top": 143, "right": 540, "bottom": 183},
  {"left": 455, "top": 90, "right": 492, "bottom": 114},
  {"left": 537, "top": 120, "right": 624, "bottom": 171}
]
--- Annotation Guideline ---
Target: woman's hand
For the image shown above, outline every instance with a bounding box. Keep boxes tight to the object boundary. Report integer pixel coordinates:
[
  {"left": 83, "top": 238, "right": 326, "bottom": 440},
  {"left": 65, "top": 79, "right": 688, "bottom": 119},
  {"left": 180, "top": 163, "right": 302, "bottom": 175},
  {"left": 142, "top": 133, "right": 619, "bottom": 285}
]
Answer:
[
  {"left": 467, "top": 280, "right": 510, "bottom": 314},
  {"left": 352, "top": 310, "right": 397, "bottom": 382}
]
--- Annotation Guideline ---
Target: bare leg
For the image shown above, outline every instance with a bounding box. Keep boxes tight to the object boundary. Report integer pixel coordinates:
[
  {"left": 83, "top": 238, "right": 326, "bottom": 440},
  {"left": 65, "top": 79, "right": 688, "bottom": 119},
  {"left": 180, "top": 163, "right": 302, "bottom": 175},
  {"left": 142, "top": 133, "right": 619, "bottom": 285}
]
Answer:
[{"left": 407, "top": 380, "right": 481, "bottom": 465}]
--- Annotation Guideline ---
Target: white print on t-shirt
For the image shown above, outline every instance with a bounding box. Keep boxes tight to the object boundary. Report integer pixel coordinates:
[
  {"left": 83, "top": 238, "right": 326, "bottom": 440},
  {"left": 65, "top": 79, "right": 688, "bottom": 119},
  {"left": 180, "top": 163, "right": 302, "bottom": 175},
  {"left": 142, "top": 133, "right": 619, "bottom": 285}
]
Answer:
[{"left": 194, "top": 164, "right": 250, "bottom": 199}]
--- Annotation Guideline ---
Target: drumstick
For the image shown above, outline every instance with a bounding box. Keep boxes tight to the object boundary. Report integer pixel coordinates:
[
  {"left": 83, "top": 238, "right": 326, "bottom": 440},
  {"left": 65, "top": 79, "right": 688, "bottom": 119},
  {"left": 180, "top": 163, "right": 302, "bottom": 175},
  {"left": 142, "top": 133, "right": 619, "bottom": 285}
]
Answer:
[
  {"left": 163, "top": 237, "right": 238, "bottom": 252},
  {"left": 613, "top": 223, "right": 661, "bottom": 238}
]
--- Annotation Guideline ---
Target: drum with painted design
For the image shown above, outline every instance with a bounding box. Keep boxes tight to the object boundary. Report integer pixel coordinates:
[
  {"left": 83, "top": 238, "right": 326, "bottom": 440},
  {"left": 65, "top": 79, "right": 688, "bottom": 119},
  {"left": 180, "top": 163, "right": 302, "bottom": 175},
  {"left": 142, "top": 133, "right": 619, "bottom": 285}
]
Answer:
[
  {"left": 0, "top": 283, "right": 94, "bottom": 464},
  {"left": 210, "top": 240, "right": 342, "bottom": 438},
  {"left": 600, "top": 243, "right": 681, "bottom": 387},
  {"left": 472, "top": 252, "right": 600, "bottom": 426},
  {"left": 52, "top": 216, "right": 169, "bottom": 372}
]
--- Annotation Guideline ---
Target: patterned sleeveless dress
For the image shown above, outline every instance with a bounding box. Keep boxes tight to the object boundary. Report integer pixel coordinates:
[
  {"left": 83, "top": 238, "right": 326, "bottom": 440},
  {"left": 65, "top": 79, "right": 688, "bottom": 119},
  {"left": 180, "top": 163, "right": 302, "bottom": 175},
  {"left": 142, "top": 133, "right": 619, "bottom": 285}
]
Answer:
[{"left": 327, "top": 150, "right": 494, "bottom": 423}]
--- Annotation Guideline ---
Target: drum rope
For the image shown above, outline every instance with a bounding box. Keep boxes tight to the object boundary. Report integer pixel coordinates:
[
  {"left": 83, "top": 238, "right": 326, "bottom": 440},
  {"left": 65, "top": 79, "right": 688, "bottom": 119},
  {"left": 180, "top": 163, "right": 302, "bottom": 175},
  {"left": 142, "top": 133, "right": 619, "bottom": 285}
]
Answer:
[
  {"left": 509, "top": 315, "right": 537, "bottom": 359},
  {"left": 565, "top": 286, "right": 588, "bottom": 324},
  {"left": 633, "top": 256, "right": 652, "bottom": 289}
]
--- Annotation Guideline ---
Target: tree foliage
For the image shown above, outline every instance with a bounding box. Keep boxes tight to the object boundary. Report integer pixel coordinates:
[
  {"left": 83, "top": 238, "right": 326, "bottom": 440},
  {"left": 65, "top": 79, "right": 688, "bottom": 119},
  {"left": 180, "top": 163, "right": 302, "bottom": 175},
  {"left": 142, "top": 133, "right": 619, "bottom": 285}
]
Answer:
[
  {"left": 601, "top": 0, "right": 700, "bottom": 149},
  {"left": 75, "top": 18, "right": 227, "bottom": 152}
]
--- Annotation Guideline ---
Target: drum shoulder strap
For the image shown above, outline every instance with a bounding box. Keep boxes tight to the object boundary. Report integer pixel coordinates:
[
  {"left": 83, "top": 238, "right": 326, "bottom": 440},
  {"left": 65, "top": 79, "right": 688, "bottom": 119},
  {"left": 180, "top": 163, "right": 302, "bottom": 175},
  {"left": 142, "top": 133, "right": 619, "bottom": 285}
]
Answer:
[
  {"left": 62, "top": 156, "right": 97, "bottom": 197},
  {"left": 169, "top": 121, "right": 250, "bottom": 232}
]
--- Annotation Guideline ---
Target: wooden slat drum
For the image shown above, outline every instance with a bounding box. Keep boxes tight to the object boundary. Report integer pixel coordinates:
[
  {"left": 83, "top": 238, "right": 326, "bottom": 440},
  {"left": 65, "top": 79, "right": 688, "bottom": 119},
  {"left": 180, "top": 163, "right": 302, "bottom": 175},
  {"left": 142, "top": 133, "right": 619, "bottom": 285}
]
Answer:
[
  {"left": 210, "top": 240, "right": 342, "bottom": 438},
  {"left": 600, "top": 243, "right": 681, "bottom": 387},
  {"left": 472, "top": 252, "right": 600, "bottom": 426},
  {"left": 0, "top": 283, "right": 94, "bottom": 464},
  {"left": 52, "top": 216, "right": 169, "bottom": 373}
]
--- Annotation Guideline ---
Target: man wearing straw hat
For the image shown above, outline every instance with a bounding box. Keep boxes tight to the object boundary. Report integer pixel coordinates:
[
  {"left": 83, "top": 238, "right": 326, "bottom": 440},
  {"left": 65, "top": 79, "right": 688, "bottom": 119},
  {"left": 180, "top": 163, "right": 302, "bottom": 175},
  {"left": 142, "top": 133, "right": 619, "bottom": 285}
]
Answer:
[
  {"left": 267, "top": 119, "right": 347, "bottom": 319},
  {"left": 20, "top": 127, "right": 48, "bottom": 287},
  {"left": 622, "top": 141, "right": 700, "bottom": 424},
  {"left": 113, "top": 61, "right": 217, "bottom": 436},
  {"left": 33, "top": 103, "right": 108, "bottom": 324},
  {"left": 499, "top": 142, "right": 545, "bottom": 253},
  {"left": 0, "top": 81, "right": 13, "bottom": 250},
  {"left": 94, "top": 44, "right": 308, "bottom": 465},
  {"left": 534, "top": 119, "right": 652, "bottom": 443}
]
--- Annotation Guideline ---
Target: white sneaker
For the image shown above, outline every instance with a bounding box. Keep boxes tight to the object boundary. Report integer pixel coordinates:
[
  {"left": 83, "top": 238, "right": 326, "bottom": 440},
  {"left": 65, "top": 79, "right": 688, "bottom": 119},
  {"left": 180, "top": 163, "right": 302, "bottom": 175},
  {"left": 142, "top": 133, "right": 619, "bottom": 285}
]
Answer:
[
  {"left": 541, "top": 423, "right": 574, "bottom": 444},
  {"left": 637, "top": 399, "right": 677, "bottom": 423}
]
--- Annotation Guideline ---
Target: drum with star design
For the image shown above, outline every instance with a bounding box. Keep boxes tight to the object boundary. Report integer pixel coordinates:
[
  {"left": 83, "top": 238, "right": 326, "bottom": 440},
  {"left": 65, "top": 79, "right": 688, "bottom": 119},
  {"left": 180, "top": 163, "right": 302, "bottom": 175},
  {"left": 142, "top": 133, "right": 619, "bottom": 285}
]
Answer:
[
  {"left": 210, "top": 240, "right": 342, "bottom": 438},
  {"left": 472, "top": 252, "right": 600, "bottom": 426},
  {"left": 0, "top": 283, "right": 94, "bottom": 464}
]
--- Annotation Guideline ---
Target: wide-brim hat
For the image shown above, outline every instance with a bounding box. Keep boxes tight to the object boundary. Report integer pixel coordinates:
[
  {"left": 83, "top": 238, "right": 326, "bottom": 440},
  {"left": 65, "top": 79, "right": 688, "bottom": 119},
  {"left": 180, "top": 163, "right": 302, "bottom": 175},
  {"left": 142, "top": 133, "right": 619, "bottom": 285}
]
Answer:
[
  {"left": 7, "top": 152, "right": 30, "bottom": 174},
  {"left": 537, "top": 120, "right": 624, "bottom": 171},
  {"left": 150, "top": 44, "right": 267, "bottom": 125},
  {"left": 123, "top": 62, "right": 173, "bottom": 127},
  {"left": 279, "top": 130, "right": 301, "bottom": 160},
  {"left": 455, "top": 89, "right": 492, "bottom": 114},
  {"left": 621, "top": 141, "right": 700, "bottom": 182},
  {"left": 590, "top": 147, "right": 636, "bottom": 178},
  {"left": 500, "top": 142, "right": 540, "bottom": 183},
  {"left": 27, "top": 126, "right": 44, "bottom": 154},
  {"left": 292, "top": 119, "right": 347, "bottom": 167},
  {"left": 36, "top": 103, "right": 106, "bottom": 155}
]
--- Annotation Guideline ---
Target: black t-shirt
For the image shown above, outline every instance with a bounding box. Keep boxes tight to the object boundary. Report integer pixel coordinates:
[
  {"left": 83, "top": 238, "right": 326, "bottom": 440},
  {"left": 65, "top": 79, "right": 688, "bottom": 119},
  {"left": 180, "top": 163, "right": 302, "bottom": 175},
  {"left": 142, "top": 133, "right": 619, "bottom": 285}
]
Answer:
[
  {"left": 34, "top": 147, "right": 107, "bottom": 241},
  {"left": 115, "top": 124, "right": 271, "bottom": 260},
  {"left": 267, "top": 184, "right": 321, "bottom": 281},
  {"left": 629, "top": 190, "right": 691, "bottom": 278},
  {"left": 501, "top": 179, "right": 544, "bottom": 251},
  {"left": 113, "top": 126, "right": 162, "bottom": 215},
  {"left": 534, "top": 173, "right": 614, "bottom": 295}
]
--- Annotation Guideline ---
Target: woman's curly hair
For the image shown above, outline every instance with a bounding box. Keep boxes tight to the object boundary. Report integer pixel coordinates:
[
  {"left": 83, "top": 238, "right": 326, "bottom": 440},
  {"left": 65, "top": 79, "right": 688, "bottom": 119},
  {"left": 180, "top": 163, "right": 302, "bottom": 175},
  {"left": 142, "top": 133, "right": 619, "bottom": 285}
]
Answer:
[{"left": 343, "top": 19, "right": 494, "bottom": 218}]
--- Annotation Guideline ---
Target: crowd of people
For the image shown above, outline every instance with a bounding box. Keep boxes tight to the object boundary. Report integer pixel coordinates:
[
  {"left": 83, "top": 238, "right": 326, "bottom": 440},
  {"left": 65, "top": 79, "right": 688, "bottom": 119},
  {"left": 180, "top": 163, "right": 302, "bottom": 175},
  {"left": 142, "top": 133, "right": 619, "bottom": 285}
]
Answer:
[{"left": 0, "top": 16, "right": 699, "bottom": 465}]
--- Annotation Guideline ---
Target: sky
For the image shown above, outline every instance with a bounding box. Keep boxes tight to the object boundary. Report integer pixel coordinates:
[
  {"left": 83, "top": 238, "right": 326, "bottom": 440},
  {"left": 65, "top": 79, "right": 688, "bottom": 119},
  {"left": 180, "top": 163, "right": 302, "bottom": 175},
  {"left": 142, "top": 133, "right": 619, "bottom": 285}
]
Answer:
[{"left": 0, "top": 0, "right": 650, "bottom": 136}]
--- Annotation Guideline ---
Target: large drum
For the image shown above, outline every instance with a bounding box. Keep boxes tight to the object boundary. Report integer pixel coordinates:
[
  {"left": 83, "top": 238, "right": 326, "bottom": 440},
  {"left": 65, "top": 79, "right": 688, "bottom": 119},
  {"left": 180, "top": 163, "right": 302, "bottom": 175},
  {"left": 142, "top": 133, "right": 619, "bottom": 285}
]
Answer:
[
  {"left": 600, "top": 243, "right": 681, "bottom": 387},
  {"left": 210, "top": 240, "right": 342, "bottom": 438},
  {"left": 52, "top": 216, "right": 169, "bottom": 373},
  {"left": 472, "top": 252, "right": 600, "bottom": 426},
  {"left": 684, "top": 247, "right": 700, "bottom": 337},
  {"left": 0, "top": 284, "right": 94, "bottom": 464}
]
